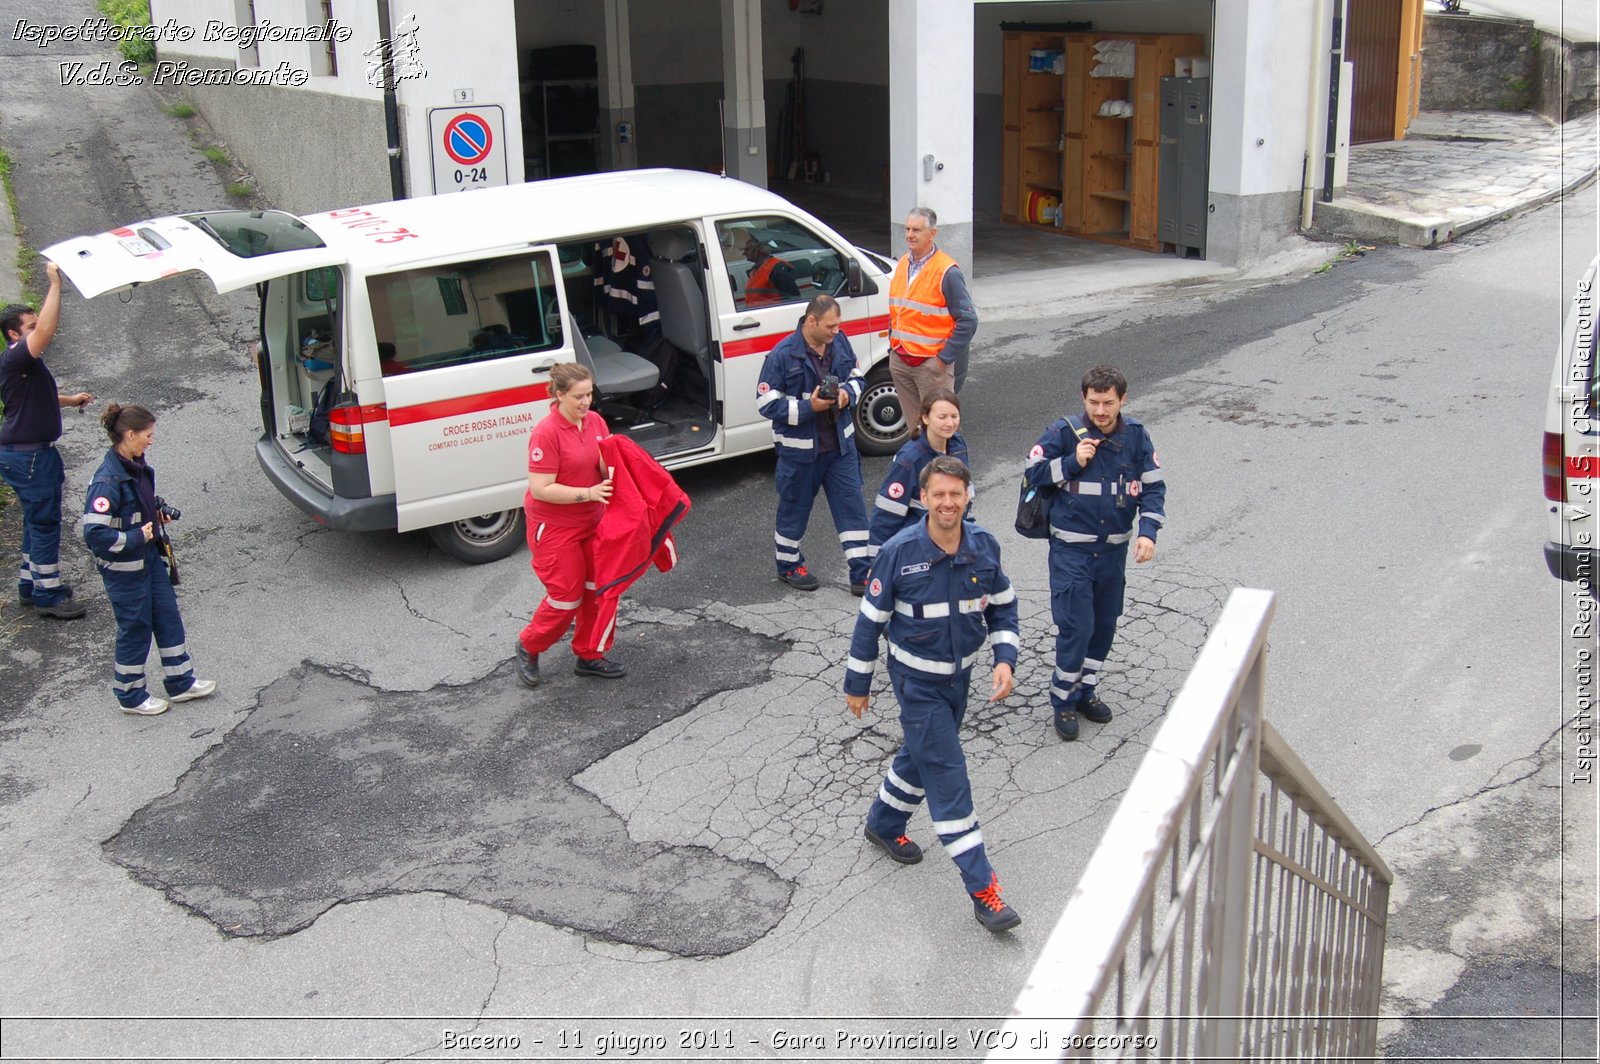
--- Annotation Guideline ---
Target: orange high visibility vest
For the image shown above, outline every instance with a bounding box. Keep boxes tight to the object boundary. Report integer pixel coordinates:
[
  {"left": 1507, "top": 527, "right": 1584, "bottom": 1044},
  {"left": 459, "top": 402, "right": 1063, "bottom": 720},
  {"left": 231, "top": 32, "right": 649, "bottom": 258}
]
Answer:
[
  {"left": 888, "top": 249, "right": 958, "bottom": 361},
  {"left": 745, "top": 257, "right": 785, "bottom": 306}
]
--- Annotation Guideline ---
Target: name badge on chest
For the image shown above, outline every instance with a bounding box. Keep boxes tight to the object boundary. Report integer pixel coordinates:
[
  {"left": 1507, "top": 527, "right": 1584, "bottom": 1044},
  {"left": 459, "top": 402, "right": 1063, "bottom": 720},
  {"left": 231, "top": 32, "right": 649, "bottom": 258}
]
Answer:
[{"left": 900, "top": 561, "right": 931, "bottom": 576}]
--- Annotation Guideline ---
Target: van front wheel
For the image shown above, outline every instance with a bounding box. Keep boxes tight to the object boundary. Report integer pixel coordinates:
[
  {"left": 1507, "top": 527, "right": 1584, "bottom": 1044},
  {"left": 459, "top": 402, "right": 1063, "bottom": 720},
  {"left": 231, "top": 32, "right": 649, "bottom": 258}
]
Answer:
[
  {"left": 854, "top": 364, "right": 909, "bottom": 457},
  {"left": 428, "top": 508, "right": 527, "bottom": 564}
]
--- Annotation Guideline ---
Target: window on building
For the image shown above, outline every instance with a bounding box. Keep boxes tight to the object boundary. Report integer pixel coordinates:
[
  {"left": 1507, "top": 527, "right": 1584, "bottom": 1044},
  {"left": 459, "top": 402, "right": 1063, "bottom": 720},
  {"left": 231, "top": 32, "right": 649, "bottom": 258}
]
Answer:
[
  {"left": 307, "top": 0, "right": 338, "bottom": 76},
  {"left": 369, "top": 250, "right": 565, "bottom": 376}
]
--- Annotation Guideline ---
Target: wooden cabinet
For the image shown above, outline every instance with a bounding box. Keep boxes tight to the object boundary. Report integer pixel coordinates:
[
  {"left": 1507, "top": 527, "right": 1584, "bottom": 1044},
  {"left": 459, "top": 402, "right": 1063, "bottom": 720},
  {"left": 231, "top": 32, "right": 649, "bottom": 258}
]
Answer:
[{"left": 1002, "top": 31, "right": 1204, "bottom": 251}]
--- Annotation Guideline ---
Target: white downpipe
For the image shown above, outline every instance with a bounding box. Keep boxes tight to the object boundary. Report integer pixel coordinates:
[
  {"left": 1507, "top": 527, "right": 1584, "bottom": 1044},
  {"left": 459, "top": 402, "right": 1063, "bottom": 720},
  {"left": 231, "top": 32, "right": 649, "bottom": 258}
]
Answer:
[{"left": 1302, "top": 0, "right": 1329, "bottom": 229}]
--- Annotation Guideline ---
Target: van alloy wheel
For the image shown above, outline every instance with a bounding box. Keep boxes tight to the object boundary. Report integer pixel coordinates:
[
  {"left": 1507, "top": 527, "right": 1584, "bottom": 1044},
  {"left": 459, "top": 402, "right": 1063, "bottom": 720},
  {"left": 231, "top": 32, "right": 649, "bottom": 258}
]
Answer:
[{"left": 427, "top": 508, "right": 527, "bottom": 564}]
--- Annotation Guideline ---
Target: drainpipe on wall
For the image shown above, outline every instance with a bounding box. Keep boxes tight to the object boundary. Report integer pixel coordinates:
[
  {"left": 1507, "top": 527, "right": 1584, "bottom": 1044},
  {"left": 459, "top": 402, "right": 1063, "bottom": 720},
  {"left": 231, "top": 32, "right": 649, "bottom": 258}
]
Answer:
[
  {"left": 1301, "top": 0, "right": 1328, "bottom": 229},
  {"left": 1321, "top": 0, "right": 1344, "bottom": 203},
  {"left": 376, "top": 0, "right": 407, "bottom": 200}
]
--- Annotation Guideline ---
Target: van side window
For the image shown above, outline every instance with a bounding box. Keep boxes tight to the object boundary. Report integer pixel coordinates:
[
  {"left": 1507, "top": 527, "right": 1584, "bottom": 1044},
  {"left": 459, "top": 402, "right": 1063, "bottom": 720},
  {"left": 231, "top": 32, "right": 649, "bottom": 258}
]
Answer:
[
  {"left": 716, "top": 217, "right": 847, "bottom": 311},
  {"left": 369, "top": 249, "right": 564, "bottom": 376}
]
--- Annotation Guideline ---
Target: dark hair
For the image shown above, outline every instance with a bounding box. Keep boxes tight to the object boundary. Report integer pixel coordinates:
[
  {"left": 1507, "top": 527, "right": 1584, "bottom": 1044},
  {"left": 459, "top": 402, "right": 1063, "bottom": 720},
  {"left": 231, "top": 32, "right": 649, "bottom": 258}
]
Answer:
[
  {"left": 548, "top": 362, "right": 594, "bottom": 396},
  {"left": 1081, "top": 364, "right": 1128, "bottom": 398},
  {"left": 804, "top": 294, "right": 839, "bottom": 322},
  {"left": 909, "top": 388, "right": 961, "bottom": 439},
  {"left": 1, "top": 303, "right": 34, "bottom": 342},
  {"left": 101, "top": 402, "right": 156, "bottom": 444},
  {"left": 919, "top": 453, "right": 971, "bottom": 492}
]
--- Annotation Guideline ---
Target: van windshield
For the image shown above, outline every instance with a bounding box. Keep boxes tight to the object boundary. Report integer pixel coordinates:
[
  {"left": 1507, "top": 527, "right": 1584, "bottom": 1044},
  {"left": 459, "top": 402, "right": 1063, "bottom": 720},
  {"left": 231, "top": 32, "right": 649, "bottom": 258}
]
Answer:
[{"left": 179, "top": 210, "right": 326, "bottom": 258}]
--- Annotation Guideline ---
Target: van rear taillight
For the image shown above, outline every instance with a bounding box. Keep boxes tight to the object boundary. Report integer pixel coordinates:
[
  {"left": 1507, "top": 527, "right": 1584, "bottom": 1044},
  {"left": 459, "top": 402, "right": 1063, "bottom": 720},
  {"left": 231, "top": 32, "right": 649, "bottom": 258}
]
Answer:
[
  {"left": 1543, "top": 431, "right": 1565, "bottom": 501},
  {"left": 330, "top": 404, "right": 366, "bottom": 454}
]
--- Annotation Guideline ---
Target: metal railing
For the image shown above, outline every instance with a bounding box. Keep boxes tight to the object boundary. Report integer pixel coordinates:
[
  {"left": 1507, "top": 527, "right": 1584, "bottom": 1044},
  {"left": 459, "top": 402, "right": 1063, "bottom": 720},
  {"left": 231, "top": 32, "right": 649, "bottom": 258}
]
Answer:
[{"left": 990, "top": 588, "right": 1393, "bottom": 1061}]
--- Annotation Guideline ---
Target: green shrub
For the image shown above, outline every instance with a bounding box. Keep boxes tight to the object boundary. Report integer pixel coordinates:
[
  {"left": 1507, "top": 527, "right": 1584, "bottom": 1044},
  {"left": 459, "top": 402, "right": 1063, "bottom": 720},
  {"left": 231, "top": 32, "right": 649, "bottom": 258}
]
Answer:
[{"left": 97, "top": 0, "right": 155, "bottom": 64}]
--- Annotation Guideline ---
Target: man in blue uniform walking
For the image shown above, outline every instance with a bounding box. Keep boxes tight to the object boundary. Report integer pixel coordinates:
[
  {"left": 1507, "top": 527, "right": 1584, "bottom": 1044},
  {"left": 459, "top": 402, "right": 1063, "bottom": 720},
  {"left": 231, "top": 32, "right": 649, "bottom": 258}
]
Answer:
[
  {"left": 1024, "top": 364, "right": 1166, "bottom": 741},
  {"left": 756, "top": 294, "right": 871, "bottom": 593},
  {"left": 0, "top": 261, "right": 94, "bottom": 619},
  {"left": 845, "top": 455, "right": 1023, "bottom": 932}
]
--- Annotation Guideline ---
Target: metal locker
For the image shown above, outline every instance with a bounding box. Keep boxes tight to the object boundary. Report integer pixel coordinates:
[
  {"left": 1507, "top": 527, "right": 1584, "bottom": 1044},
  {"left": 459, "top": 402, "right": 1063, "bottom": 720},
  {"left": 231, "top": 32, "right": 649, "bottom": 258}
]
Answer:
[{"left": 1158, "top": 76, "right": 1210, "bottom": 257}]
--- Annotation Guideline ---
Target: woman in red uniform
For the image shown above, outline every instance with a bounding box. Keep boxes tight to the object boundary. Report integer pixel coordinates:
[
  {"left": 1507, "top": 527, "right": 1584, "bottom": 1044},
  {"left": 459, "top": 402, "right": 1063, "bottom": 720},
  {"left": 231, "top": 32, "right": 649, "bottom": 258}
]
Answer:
[{"left": 514, "top": 363, "right": 625, "bottom": 687}]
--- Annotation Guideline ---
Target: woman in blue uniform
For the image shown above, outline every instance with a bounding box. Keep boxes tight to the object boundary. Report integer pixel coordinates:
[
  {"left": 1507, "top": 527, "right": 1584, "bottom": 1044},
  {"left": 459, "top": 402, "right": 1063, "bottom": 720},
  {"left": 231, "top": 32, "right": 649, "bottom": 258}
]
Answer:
[
  {"left": 82, "top": 403, "right": 215, "bottom": 716},
  {"left": 867, "top": 389, "right": 969, "bottom": 555}
]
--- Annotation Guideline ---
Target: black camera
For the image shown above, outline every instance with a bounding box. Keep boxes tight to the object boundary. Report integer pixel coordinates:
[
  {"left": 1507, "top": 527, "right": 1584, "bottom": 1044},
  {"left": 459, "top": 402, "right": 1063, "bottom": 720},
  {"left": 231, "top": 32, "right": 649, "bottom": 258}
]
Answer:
[
  {"left": 155, "top": 496, "right": 181, "bottom": 522},
  {"left": 817, "top": 374, "right": 841, "bottom": 401}
]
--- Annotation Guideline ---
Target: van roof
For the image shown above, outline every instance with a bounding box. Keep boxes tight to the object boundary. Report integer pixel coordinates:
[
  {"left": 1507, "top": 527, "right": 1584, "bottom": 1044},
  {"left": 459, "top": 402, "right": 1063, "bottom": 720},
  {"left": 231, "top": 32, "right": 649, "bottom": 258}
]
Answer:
[
  {"left": 43, "top": 169, "right": 827, "bottom": 300},
  {"left": 300, "top": 168, "right": 803, "bottom": 271}
]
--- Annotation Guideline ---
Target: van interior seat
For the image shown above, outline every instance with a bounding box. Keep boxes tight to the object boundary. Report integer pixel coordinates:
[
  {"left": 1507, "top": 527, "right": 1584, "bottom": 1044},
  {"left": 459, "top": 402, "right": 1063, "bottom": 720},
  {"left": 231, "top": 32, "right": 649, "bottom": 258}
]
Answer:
[
  {"left": 570, "top": 315, "right": 660, "bottom": 396},
  {"left": 648, "top": 231, "right": 712, "bottom": 380}
]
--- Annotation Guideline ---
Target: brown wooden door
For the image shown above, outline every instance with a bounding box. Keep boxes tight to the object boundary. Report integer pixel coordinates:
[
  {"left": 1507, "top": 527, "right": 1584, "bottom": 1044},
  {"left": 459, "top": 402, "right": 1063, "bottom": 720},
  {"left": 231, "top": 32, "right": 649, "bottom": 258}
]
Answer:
[{"left": 1348, "top": 0, "right": 1402, "bottom": 144}]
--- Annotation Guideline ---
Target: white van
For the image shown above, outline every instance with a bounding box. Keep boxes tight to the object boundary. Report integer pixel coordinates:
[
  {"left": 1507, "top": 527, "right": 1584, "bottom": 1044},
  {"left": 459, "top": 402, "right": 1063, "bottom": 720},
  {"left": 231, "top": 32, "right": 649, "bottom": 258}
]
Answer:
[
  {"left": 1545, "top": 254, "right": 1598, "bottom": 585},
  {"left": 45, "top": 170, "right": 950, "bottom": 561}
]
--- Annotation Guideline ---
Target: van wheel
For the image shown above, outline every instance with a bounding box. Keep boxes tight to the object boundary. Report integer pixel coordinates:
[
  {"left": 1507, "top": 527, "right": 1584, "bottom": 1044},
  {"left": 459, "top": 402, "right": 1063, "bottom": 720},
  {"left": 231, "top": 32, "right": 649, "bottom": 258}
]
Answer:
[
  {"left": 854, "top": 364, "right": 908, "bottom": 457},
  {"left": 428, "top": 508, "right": 527, "bottom": 564}
]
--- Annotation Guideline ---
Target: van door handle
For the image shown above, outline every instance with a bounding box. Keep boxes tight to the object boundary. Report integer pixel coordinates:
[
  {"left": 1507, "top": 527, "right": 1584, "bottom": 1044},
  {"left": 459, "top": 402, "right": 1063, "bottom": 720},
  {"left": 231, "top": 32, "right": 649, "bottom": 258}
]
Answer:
[
  {"left": 530, "top": 358, "right": 557, "bottom": 373},
  {"left": 732, "top": 319, "right": 761, "bottom": 331}
]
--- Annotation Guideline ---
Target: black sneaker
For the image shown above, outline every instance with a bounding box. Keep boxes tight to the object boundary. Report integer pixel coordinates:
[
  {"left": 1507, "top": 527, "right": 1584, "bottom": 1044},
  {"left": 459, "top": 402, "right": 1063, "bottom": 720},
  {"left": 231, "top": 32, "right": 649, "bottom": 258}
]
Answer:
[
  {"left": 35, "top": 596, "right": 87, "bottom": 620},
  {"left": 574, "top": 656, "right": 627, "bottom": 679},
  {"left": 1054, "top": 710, "right": 1079, "bottom": 741},
  {"left": 864, "top": 825, "right": 923, "bottom": 864},
  {"left": 1079, "top": 695, "right": 1113, "bottom": 724},
  {"left": 514, "top": 642, "right": 541, "bottom": 688},
  {"left": 780, "top": 566, "right": 820, "bottom": 591},
  {"left": 971, "top": 874, "right": 1022, "bottom": 932},
  {"left": 849, "top": 580, "right": 868, "bottom": 597}
]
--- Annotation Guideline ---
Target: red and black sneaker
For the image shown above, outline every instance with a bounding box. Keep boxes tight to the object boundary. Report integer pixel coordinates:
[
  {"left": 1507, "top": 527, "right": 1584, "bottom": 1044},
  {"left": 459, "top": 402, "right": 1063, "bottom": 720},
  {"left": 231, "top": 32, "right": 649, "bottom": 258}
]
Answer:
[
  {"left": 864, "top": 826, "right": 923, "bottom": 864},
  {"left": 971, "top": 874, "right": 1022, "bottom": 932},
  {"left": 780, "top": 565, "right": 820, "bottom": 591}
]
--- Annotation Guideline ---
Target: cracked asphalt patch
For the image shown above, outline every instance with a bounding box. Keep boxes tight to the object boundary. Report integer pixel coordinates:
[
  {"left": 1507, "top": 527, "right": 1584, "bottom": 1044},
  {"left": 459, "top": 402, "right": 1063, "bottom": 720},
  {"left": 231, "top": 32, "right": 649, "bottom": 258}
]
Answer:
[
  {"left": 579, "top": 567, "right": 1231, "bottom": 939},
  {"left": 104, "top": 619, "right": 794, "bottom": 957}
]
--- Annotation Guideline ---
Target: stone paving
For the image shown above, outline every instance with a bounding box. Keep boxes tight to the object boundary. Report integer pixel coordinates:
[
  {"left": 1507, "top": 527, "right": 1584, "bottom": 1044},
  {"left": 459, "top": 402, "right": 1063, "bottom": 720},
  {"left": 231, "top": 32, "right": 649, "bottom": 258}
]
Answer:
[{"left": 1316, "top": 109, "right": 1599, "bottom": 244}]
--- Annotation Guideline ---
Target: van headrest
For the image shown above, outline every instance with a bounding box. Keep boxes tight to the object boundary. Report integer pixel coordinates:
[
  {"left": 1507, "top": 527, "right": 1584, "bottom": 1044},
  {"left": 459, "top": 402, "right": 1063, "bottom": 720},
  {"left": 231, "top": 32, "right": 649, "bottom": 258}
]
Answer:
[{"left": 649, "top": 230, "right": 696, "bottom": 262}]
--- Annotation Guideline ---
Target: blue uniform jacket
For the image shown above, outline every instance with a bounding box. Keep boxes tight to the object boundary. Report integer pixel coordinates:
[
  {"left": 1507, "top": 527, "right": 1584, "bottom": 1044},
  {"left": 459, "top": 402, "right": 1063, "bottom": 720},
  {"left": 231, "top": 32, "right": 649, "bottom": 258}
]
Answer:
[
  {"left": 81, "top": 449, "right": 158, "bottom": 584},
  {"left": 754, "top": 321, "right": 865, "bottom": 463},
  {"left": 844, "top": 519, "right": 1020, "bottom": 697},
  {"left": 1024, "top": 413, "right": 1166, "bottom": 545},
  {"left": 868, "top": 431, "right": 972, "bottom": 550}
]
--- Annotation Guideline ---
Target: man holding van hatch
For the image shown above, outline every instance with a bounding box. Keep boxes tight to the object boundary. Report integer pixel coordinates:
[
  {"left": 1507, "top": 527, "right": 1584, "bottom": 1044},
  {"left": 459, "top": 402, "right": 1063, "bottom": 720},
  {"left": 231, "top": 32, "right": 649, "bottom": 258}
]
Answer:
[
  {"left": 887, "top": 207, "right": 978, "bottom": 435},
  {"left": 756, "top": 294, "right": 872, "bottom": 593},
  {"left": 0, "top": 261, "right": 94, "bottom": 620}
]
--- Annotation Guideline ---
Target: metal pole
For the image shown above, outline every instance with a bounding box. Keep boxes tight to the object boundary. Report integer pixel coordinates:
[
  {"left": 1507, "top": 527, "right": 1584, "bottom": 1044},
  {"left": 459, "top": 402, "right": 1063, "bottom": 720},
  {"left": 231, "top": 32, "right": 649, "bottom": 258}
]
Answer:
[
  {"left": 376, "top": 0, "right": 407, "bottom": 200},
  {"left": 1321, "top": 1, "right": 1344, "bottom": 203}
]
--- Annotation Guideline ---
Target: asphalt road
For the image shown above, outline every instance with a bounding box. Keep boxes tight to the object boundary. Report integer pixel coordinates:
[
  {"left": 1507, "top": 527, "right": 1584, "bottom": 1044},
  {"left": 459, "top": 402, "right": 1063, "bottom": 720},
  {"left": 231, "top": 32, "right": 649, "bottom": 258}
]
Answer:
[{"left": 1, "top": 4, "right": 1594, "bottom": 1060}]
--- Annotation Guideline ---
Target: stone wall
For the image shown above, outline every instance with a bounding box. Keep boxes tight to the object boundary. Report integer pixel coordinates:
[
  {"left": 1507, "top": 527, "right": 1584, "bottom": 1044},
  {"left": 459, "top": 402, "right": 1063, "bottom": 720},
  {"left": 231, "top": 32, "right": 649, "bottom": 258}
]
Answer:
[
  {"left": 1422, "top": 12, "right": 1596, "bottom": 121},
  {"left": 1535, "top": 35, "right": 1598, "bottom": 122},
  {"left": 1420, "top": 13, "right": 1539, "bottom": 112}
]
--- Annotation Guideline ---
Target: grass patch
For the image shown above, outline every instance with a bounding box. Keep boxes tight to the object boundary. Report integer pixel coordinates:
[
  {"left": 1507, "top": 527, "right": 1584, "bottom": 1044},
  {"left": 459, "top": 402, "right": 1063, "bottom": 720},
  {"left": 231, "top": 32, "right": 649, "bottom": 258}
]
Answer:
[
  {"left": 201, "top": 146, "right": 229, "bottom": 165},
  {"left": 97, "top": 0, "right": 155, "bottom": 64},
  {"left": 226, "top": 182, "right": 253, "bottom": 199},
  {"left": 0, "top": 147, "right": 41, "bottom": 306},
  {"left": 166, "top": 102, "right": 196, "bottom": 119}
]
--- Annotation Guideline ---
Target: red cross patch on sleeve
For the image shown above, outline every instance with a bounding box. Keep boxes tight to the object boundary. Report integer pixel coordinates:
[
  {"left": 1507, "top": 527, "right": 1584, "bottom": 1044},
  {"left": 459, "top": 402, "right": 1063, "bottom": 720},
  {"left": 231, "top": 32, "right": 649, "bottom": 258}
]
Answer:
[
  {"left": 92, "top": 496, "right": 110, "bottom": 513},
  {"left": 758, "top": 382, "right": 770, "bottom": 394},
  {"left": 887, "top": 482, "right": 904, "bottom": 499},
  {"left": 1029, "top": 444, "right": 1044, "bottom": 459},
  {"left": 869, "top": 578, "right": 882, "bottom": 597},
  {"left": 531, "top": 447, "right": 544, "bottom": 462}
]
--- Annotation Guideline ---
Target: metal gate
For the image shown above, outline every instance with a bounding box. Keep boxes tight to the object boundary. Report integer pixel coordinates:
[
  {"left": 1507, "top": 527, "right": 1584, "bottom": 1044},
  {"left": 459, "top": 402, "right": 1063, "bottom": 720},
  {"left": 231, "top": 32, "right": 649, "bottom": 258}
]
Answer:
[{"left": 1348, "top": 0, "right": 1403, "bottom": 144}]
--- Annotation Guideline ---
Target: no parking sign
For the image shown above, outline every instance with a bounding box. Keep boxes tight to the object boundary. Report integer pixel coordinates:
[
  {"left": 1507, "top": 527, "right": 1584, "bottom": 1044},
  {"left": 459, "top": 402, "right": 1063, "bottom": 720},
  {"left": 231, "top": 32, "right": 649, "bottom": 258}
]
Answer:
[{"left": 427, "top": 105, "right": 507, "bottom": 193}]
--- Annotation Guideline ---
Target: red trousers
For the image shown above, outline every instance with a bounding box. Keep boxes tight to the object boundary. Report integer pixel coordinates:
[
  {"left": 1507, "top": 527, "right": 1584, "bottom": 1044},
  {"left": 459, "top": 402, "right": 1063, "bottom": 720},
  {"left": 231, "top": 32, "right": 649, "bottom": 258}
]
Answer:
[{"left": 519, "top": 519, "right": 618, "bottom": 659}]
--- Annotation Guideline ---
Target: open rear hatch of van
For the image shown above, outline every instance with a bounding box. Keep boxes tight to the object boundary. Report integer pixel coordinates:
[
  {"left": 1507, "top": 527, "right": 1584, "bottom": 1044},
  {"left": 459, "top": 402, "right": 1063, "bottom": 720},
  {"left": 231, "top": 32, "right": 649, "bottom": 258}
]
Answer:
[{"left": 43, "top": 209, "right": 346, "bottom": 298}]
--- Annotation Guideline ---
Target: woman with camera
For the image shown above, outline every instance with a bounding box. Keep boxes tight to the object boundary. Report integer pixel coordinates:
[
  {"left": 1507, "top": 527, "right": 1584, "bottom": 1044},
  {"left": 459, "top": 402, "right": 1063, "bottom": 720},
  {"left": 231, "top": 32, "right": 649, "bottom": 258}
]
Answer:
[
  {"left": 81, "top": 403, "right": 215, "bottom": 716},
  {"left": 867, "top": 389, "right": 970, "bottom": 556}
]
